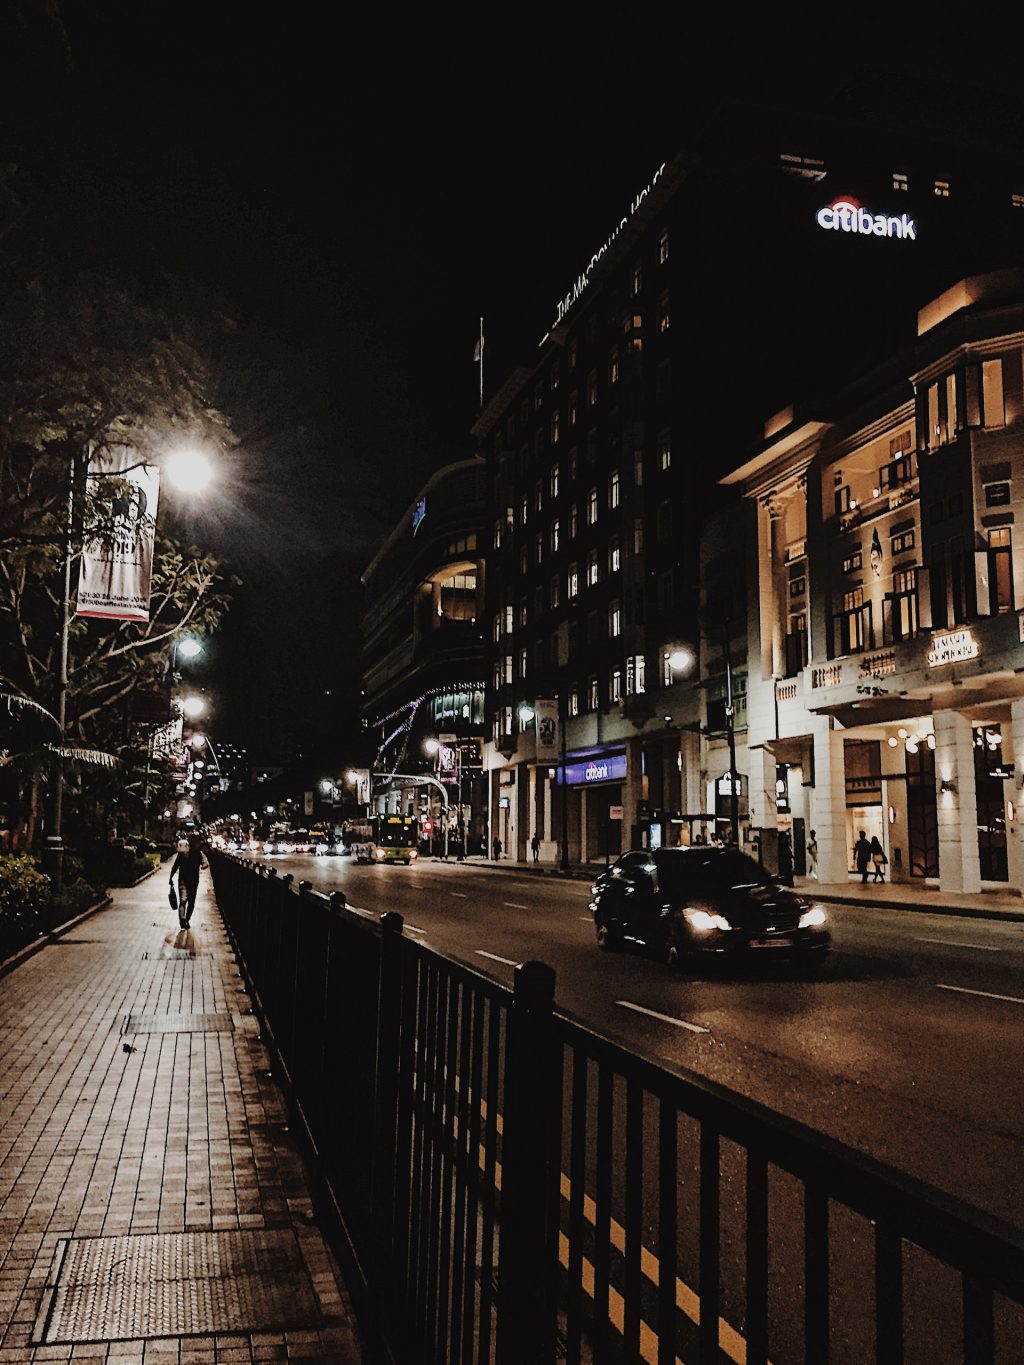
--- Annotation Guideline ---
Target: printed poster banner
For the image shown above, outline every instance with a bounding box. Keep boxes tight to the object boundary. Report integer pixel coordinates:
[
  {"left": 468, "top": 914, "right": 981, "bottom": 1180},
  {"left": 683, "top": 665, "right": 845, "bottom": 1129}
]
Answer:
[
  {"left": 76, "top": 445, "right": 160, "bottom": 622},
  {"left": 535, "top": 698, "right": 559, "bottom": 759}
]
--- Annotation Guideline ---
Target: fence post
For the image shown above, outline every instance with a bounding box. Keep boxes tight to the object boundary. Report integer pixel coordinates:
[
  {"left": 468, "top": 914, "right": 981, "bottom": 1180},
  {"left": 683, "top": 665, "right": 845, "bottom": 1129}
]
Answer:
[
  {"left": 371, "top": 911, "right": 406, "bottom": 1301},
  {"left": 497, "top": 959, "right": 558, "bottom": 1365}
]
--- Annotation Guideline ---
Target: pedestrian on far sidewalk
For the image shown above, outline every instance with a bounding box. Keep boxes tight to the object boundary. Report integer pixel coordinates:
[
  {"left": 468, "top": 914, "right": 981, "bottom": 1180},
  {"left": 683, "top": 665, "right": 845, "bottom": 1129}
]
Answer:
[
  {"left": 853, "top": 830, "right": 872, "bottom": 884},
  {"left": 807, "top": 829, "right": 818, "bottom": 879},
  {"left": 531, "top": 832, "right": 540, "bottom": 863},
  {"left": 870, "top": 835, "right": 888, "bottom": 882},
  {"left": 492, "top": 835, "right": 502, "bottom": 861},
  {"left": 169, "top": 830, "right": 205, "bottom": 926}
]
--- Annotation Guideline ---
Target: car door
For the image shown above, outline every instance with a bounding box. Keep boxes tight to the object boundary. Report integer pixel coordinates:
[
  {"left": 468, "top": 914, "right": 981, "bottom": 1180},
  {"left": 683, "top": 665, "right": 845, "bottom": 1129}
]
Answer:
[{"left": 614, "top": 853, "right": 657, "bottom": 938}]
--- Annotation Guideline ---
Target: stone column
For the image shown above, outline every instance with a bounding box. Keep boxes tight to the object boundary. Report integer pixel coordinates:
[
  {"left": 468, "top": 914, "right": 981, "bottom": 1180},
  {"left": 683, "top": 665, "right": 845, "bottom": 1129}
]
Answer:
[
  {"left": 933, "top": 709, "right": 981, "bottom": 894},
  {"left": 622, "top": 735, "right": 644, "bottom": 849},
  {"left": 811, "top": 716, "right": 848, "bottom": 883},
  {"left": 1005, "top": 699, "right": 1024, "bottom": 895},
  {"left": 756, "top": 499, "right": 781, "bottom": 681},
  {"left": 528, "top": 766, "right": 537, "bottom": 847},
  {"left": 680, "top": 729, "right": 702, "bottom": 817},
  {"left": 579, "top": 788, "right": 589, "bottom": 863},
  {"left": 880, "top": 735, "right": 909, "bottom": 882},
  {"left": 748, "top": 744, "right": 778, "bottom": 834}
]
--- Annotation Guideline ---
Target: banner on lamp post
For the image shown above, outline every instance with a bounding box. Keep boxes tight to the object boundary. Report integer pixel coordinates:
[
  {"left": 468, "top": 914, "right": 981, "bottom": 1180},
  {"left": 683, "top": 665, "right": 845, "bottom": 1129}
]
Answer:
[
  {"left": 438, "top": 737, "right": 459, "bottom": 785},
  {"left": 535, "top": 698, "right": 559, "bottom": 760},
  {"left": 77, "top": 445, "right": 160, "bottom": 622}
]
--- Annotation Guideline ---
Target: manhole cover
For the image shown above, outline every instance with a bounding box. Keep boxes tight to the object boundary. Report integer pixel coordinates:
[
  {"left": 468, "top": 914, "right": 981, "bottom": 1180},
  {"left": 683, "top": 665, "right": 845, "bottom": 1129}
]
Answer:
[
  {"left": 123, "top": 1013, "right": 234, "bottom": 1035},
  {"left": 34, "top": 1229, "right": 323, "bottom": 1343}
]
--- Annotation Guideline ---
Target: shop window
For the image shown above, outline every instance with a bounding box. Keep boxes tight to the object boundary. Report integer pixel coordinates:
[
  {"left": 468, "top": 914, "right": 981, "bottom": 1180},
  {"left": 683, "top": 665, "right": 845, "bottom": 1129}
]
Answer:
[
  {"left": 974, "top": 725, "right": 1009, "bottom": 881},
  {"left": 985, "top": 482, "right": 1010, "bottom": 507}
]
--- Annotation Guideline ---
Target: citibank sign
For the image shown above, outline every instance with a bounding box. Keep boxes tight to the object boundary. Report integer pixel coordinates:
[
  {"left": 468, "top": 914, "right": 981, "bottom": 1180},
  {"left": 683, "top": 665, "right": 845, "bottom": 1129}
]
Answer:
[{"left": 816, "top": 198, "right": 917, "bottom": 242}]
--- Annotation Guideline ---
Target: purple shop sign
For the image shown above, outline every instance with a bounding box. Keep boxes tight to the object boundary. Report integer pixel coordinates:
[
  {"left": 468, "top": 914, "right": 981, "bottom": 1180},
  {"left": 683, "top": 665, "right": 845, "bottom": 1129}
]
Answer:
[{"left": 556, "top": 753, "right": 627, "bottom": 785}]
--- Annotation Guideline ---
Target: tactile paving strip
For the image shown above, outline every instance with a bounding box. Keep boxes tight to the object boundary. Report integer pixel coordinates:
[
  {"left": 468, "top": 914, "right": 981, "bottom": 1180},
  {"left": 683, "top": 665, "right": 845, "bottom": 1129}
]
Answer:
[
  {"left": 124, "top": 1012, "right": 234, "bottom": 1034},
  {"left": 35, "top": 1229, "right": 323, "bottom": 1343}
]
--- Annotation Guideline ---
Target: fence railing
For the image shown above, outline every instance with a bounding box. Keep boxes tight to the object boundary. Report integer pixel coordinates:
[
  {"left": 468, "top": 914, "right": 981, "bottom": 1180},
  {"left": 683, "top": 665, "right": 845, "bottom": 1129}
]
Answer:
[{"left": 209, "top": 852, "right": 1024, "bottom": 1365}]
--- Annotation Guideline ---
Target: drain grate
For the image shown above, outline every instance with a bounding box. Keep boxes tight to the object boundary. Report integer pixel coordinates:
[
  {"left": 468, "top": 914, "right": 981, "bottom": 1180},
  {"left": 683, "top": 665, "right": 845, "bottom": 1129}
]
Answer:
[
  {"left": 123, "top": 1012, "right": 234, "bottom": 1035},
  {"left": 142, "top": 948, "right": 200, "bottom": 960},
  {"left": 34, "top": 1229, "right": 323, "bottom": 1343}
]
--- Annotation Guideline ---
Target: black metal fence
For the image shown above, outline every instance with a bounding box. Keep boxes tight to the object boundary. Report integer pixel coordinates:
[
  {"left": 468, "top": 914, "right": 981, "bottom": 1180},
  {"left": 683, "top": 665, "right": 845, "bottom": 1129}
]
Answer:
[{"left": 209, "top": 853, "right": 1024, "bottom": 1365}]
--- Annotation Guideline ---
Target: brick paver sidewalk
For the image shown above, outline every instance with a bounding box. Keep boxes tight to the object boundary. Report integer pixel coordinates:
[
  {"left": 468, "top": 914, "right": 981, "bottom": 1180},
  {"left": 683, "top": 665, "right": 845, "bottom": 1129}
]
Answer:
[{"left": 0, "top": 868, "right": 362, "bottom": 1363}]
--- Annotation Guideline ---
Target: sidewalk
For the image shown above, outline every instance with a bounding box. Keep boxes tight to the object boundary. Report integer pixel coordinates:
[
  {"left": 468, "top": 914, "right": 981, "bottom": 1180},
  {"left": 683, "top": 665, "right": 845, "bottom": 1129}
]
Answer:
[
  {"left": 0, "top": 868, "right": 362, "bottom": 1363},
  {"left": 463, "top": 853, "right": 1024, "bottom": 922}
]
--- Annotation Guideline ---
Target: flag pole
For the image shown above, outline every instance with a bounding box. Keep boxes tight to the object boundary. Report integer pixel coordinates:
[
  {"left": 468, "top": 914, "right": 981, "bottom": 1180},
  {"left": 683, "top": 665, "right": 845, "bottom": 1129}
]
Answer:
[{"left": 478, "top": 316, "right": 484, "bottom": 410}]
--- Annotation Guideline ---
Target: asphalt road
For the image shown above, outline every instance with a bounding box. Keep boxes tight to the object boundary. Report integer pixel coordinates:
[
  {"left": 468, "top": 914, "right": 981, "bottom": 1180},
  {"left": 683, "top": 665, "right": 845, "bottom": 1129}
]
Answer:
[{"left": 255, "top": 851, "right": 1024, "bottom": 1232}]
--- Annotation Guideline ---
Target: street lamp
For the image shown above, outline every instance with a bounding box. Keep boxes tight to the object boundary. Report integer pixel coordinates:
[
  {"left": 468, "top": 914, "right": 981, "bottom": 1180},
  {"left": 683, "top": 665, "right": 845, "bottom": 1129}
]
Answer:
[
  {"left": 180, "top": 695, "right": 206, "bottom": 719},
  {"left": 166, "top": 448, "right": 214, "bottom": 493}
]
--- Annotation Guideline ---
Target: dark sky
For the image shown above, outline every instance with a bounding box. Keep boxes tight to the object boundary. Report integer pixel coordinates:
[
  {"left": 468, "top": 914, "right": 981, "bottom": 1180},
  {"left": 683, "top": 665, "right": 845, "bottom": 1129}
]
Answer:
[{"left": 4, "top": 9, "right": 1022, "bottom": 758}]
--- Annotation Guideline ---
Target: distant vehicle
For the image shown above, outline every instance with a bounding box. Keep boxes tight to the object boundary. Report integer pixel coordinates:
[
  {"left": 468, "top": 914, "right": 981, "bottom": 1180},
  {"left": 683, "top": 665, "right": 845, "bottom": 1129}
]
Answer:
[
  {"left": 289, "top": 830, "right": 315, "bottom": 854},
  {"left": 310, "top": 831, "right": 343, "bottom": 855},
  {"left": 589, "top": 847, "right": 830, "bottom": 969},
  {"left": 350, "top": 815, "right": 419, "bottom": 865}
]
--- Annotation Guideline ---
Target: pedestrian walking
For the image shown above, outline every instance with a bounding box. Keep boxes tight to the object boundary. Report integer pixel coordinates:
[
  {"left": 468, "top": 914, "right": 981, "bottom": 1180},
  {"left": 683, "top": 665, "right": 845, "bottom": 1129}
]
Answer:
[
  {"left": 531, "top": 832, "right": 540, "bottom": 863},
  {"left": 853, "top": 830, "right": 872, "bottom": 884},
  {"left": 870, "top": 835, "right": 888, "bottom": 882},
  {"left": 778, "top": 829, "right": 794, "bottom": 886},
  {"left": 492, "top": 835, "right": 502, "bottom": 861},
  {"left": 169, "top": 830, "right": 205, "bottom": 926},
  {"left": 807, "top": 828, "right": 819, "bottom": 879}
]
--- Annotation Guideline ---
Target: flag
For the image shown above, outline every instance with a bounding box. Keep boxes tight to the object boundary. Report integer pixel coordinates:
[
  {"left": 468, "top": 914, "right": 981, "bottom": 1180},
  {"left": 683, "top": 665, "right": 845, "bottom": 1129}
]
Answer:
[
  {"left": 77, "top": 444, "right": 160, "bottom": 622},
  {"left": 534, "top": 698, "right": 559, "bottom": 759},
  {"left": 473, "top": 335, "right": 485, "bottom": 362}
]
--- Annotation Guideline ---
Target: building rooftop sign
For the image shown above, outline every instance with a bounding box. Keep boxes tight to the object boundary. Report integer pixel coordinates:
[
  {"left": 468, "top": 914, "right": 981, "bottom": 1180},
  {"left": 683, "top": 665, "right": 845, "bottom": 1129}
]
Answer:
[
  {"left": 542, "top": 162, "right": 667, "bottom": 342},
  {"left": 817, "top": 197, "right": 917, "bottom": 241},
  {"left": 927, "top": 628, "right": 979, "bottom": 668},
  {"left": 411, "top": 496, "right": 427, "bottom": 536}
]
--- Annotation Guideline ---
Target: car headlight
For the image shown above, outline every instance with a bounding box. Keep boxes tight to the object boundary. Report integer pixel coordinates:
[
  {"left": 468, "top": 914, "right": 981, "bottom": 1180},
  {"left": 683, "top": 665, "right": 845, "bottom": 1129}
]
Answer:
[
  {"left": 409, "top": 849, "right": 418, "bottom": 859},
  {"left": 685, "top": 908, "right": 732, "bottom": 933},
  {"left": 799, "top": 905, "right": 829, "bottom": 929},
  {"left": 374, "top": 847, "right": 386, "bottom": 860}
]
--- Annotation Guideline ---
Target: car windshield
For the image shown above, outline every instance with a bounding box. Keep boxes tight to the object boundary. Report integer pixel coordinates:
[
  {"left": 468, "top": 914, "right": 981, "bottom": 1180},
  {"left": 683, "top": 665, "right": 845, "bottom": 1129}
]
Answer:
[{"left": 654, "top": 849, "right": 772, "bottom": 896}]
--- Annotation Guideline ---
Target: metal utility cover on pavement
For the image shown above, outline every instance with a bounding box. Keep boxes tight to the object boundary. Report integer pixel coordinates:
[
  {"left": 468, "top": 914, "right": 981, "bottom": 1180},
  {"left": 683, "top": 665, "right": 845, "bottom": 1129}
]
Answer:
[
  {"left": 123, "top": 1012, "right": 234, "bottom": 1034},
  {"left": 34, "top": 1229, "right": 323, "bottom": 1343}
]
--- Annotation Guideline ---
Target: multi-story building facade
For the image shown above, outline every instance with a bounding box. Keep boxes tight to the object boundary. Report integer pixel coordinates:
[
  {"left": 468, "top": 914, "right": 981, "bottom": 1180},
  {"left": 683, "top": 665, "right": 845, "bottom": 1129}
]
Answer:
[
  {"left": 475, "top": 112, "right": 1024, "bottom": 864},
  {"left": 361, "top": 458, "right": 488, "bottom": 851},
  {"left": 726, "top": 270, "right": 1024, "bottom": 893}
]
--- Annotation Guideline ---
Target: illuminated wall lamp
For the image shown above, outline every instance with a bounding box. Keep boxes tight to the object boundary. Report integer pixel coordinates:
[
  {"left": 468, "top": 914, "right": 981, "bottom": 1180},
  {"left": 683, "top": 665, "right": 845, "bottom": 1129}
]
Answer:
[
  {"left": 887, "top": 805, "right": 897, "bottom": 825},
  {"left": 1008, "top": 800, "right": 1016, "bottom": 822},
  {"left": 939, "top": 779, "right": 957, "bottom": 795}
]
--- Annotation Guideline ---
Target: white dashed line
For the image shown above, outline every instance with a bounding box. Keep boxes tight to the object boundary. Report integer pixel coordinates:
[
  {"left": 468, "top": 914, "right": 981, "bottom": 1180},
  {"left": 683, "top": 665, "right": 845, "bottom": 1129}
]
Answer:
[
  {"left": 451, "top": 892, "right": 468, "bottom": 898},
  {"left": 503, "top": 902, "right": 529, "bottom": 910},
  {"left": 937, "top": 983, "right": 1024, "bottom": 1006},
  {"left": 615, "top": 1000, "right": 710, "bottom": 1034},
  {"left": 476, "top": 951, "right": 520, "bottom": 967},
  {"left": 917, "top": 937, "right": 1001, "bottom": 951},
  {"left": 580, "top": 916, "right": 594, "bottom": 922}
]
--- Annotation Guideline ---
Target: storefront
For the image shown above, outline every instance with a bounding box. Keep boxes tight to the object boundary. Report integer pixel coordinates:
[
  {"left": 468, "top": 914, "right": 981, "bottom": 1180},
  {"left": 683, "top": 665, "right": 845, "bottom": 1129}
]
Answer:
[{"left": 556, "top": 748, "right": 626, "bottom": 863}]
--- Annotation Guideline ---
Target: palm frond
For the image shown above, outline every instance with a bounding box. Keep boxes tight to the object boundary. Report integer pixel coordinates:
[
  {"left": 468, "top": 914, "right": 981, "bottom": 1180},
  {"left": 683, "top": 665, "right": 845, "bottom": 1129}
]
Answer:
[
  {"left": 46, "top": 744, "right": 120, "bottom": 768},
  {"left": 0, "top": 693, "right": 59, "bottom": 729}
]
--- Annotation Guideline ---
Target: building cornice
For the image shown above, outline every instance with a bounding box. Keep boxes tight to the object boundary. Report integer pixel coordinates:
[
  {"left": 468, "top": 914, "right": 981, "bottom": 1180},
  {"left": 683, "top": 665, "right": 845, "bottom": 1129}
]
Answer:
[{"left": 720, "top": 421, "right": 831, "bottom": 496}]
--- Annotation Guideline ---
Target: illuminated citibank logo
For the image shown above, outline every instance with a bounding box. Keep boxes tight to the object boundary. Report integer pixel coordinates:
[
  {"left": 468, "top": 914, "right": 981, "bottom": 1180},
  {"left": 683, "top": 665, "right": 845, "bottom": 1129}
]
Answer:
[{"left": 816, "top": 198, "right": 917, "bottom": 241}]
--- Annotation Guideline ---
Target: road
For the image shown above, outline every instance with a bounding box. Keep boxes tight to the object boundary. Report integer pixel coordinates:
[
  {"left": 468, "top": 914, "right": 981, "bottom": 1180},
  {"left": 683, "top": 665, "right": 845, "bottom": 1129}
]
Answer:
[{"left": 255, "top": 851, "right": 1024, "bottom": 1230}]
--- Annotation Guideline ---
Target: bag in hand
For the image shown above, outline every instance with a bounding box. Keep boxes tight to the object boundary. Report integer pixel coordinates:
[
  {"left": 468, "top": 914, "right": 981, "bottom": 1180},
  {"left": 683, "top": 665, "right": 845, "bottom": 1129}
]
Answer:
[{"left": 168, "top": 882, "right": 178, "bottom": 910}]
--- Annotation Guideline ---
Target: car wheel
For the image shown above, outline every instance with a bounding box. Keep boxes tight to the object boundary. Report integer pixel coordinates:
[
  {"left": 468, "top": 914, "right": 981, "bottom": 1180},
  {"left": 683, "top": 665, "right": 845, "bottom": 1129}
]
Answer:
[{"left": 595, "top": 919, "right": 623, "bottom": 952}]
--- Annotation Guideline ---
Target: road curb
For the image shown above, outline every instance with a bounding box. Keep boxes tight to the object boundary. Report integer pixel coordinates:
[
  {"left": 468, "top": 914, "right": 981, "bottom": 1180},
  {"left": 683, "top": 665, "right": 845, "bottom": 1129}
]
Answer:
[
  {"left": 0, "top": 893, "right": 114, "bottom": 981},
  {"left": 808, "top": 891, "right": 1024, "bottom": 924}
]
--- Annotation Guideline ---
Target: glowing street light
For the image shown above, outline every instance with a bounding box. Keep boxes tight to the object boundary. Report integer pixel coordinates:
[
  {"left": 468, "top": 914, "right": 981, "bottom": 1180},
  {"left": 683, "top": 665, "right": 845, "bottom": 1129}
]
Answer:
[
  {"left": 518, "top": 704, "right": 536, "bottom": 724},
  {"left": 177, "top": 637, "right": 203, "bottom": 660},
  {"left": 190, "top": 733, "right": 206, "bottom": 748},
  {"left": 181, "top": 695, "right": 206, "bottom": 719},
  {"left": 423, "top": 738, "right": 439, "bottom": 755},
  {"left": 666, "top": 648, "right": 694, "bottom": 673},
  {"left": 166, "top": 448, "right": 214, "bottom": 494}
]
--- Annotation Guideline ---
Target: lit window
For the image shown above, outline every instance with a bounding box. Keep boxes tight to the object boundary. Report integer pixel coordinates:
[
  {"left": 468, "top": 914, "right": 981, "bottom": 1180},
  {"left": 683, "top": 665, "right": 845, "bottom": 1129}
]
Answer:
[
  {"left": 982, "top": 359, "right": 1005, "bottom": 427},
  {"left": 1013, "top": 193, "right": 1024, "bottom": 210},
  {"left": 568, "top": 564, "right": 579, "bottom": 600},
  {"left": 569, "top": 503, "right": 578, "bottom": 538},
  {"left": 609, "top": 537, "right": 621, "bottom": 573},
  {"left": 550, "top": 363, "right": 560, "bottom": 392},
  {"left": 634, "top": 519, "right": 644, "bottom": 554},
  {"left": 587, "top": 549, "right": 599, "bottom": 587},
  {"left": 504, "top": 605, "right": 513, "bottom": 634},
  {"left": 658, "top": 431, "right": 671, "bottom": 470},
  {"left": 631, "top": 261, "right": 643, "bottom": 295},
  {"left": 588, "top": 676, "right": 599, "bottom": 710},
  {"left": 493, "top": 519, "right": 502, "bottom": 550},
  {"left": 569, "top": 391, "right": 578, "bottom": 426},
  {"left": 519, "top": 598, "right": 528, "bottom": 627},
  {"left": 609, "top": 346, "right": 620, "bottom": 385},
  {"left": 550, "top": 463, "right": 560, "bottom": 499},
  {"left": 934, "top": 179, "right": 950, "bottom": 198},
  {"left": 503, "top": 655, "right": 513, "bottom": 684},
  {"left": 551, "top": 410, "right": 560, "bottom": 445},
  {"left": 626, "top": 654, "right": 646, "bottom": 694},
  {"left": 493, "top": 613, "right": 502, "bottom": 643},
  {"left": 633, "top": 449, "right": 644, "bottom": 486},
  {"left": 610, "top": 669, "right": 622, "bottom": 702},
  {"left": 492, "top": 663, "right": 501, "bottom": 691},
  {"left": 587, "top": 369, "right": 598, "bottom": 406},
  {"left": 534, "top": 383, "right": 544, "bottom": 410},
  {"left": 504, "top": 706, "right": 513, "bottom": 736},
  {"left": 519, "top": 547, "right": 528, "bottom": 576},
  {"left": 658, "top": 291, "right": 670, "bottom": 334},
  {"left": 520, "top": 648, "right": 529, "bottom": 680},
  {"left": 535, "top": 480, "right": 543, "bottom": 512},
  {"left": 550, "top": 519, "right": 560, "bottom": 553},
  {"left": 520, "top": 495, "right": 528, "bottom": 526},
  {"left": 588, "top": 487, "right": 599, "bottom": 525},
  {"left": 609, "top": 600, "right": 621, "bottom": 637},
  {"left": 893, "top": 171, "right": 908, "bottom": 192},
  {"left": 569, "top": 449, "right": 578, "bottom": 480},
  {"left": 550, "top": 575, "right": 560, "bottom": 609},
  {"left": 535, "top": 533, "right": 543, "bottom": 565},
  {"left": 609, "top": 470, "right": 620, "bottom": 509},
  {"left": 568, "top": 686, "right": 579, "bottom": 717},
  {"left": 890, "top": 529, "right": 916, "bottom": 556},
  {"left": 658, "top": 229, "right": 669, "bottom": 264}
]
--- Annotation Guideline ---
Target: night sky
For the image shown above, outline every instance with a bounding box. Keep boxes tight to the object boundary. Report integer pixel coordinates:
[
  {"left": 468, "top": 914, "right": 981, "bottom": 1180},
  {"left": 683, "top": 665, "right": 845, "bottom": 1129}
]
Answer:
[{"left": 4, "top": 9, "right": 1022, "bottom": 763}]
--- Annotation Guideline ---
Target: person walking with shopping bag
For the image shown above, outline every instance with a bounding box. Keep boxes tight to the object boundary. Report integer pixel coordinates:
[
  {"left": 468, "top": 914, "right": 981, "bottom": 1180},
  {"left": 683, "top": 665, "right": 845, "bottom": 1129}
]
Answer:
[{"left": 869, "top": 835, "right": 888, "bottom": 883}]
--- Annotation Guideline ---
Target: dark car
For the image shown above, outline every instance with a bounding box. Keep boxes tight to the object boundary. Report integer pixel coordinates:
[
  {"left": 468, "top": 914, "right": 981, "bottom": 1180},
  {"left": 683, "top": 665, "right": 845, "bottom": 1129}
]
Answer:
[{"left": 589, "top": 847, "right": 831, "bottom": 969}]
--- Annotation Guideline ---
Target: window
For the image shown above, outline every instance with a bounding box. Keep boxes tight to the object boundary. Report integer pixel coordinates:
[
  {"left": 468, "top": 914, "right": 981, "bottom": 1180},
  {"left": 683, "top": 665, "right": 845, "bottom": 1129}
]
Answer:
[
  {"left": 985, "top": 482, "right": 1010, "bottom": 507},
  {"left": 658, "top": 291, "right": 670, "bottom": 334},
  {"left": 493, "top": 519, "right": 502, "bottom": 550},
  {"left": 633, "top": 518, "right": 644, "bottom": 554},
  {"left": 982, "top": 359, "right": 1005, "bottom": 427},
  {"left": 550, "top": 463, "right": 560, "bottom": 499},
  {"left": 568, "top": 448, "right": 578, "bottom": 480},
  {"left": 535, "top": 533, "right": 543, "bottom": 566},
  {"left": 658, "top": 431, "right": 671, "bottom": 470},
  {"left": 989, "top": 528, "right": 1013, "bottom": 613},
  {"left": 930, "top": 502, "right": 945, "bottom": 525},
  {"left": 569, "top": 391, "right": 578, "bottom": 427},
  {"left": 948, "top": 491, "right": 964, "bottom": 516},
  {"left": 609, "top": 536, "right": 621, "bottom": 573},
  {"left": 834, "top": 485, "right": 851, "bottom": 515},
  {"left": 503, "top": 706, "right": 513, "bottom": 736},
  {"left": 534, "top": 639, "right": 545, "bottom": 673},
  {"left": 586, "top": 430, "right": 598, "bottom": 467},
  {"left": 887, "top": 567, "right": 918, "bottom": 642},
  {"left": 610, "top": 668, "right": 622, "bottom": 702},
  {"left": 842, "top": 549, "right": 862, "bottom": 574},
  {"left": 519, "top": 547, "right": 528, "bottom": 576},
  {"left": 588, "top": 676, "right": 599, "bottom": 711},
  {"left": 550, "top": 575, "right": 560, "bottom": 609},
  {"left": 623, "top": 311, "right": 643, "bottom": 352},
  {"left": 534, "top": 382, "right": 544, "bottom": 410},
  {"left": 493, "top": 612, "right": 502, "bottom": 643},
  {"left": 658, "top": 228, "right": 669, "bottom": 264},
  {"left": 550, "top": 519, "right": 560, "bottom": 553},
  {"left": 657, "top": 500, "right": 672, "bottom": 541},
  {"left": 568, "top": 338, "right": 577, "bottom": 369},
  {"left": 492, "top": 663, "right": 501, "bottom": 692},
  {"left": 934, "top": 178, "right": 950, "bottom": 198},
  {"left": 587, "top": 369, "right": 598, "bottom": 407},
  {"left": 626, "top": 654, "right": 646, "bottom": 694},
  {"left": 789, "top": 575, "right": 806, "bottom": 597},
  {"left": 633, "top": 449, "right": 644, "bottom": 486},
  {"left": 568, "top": 686, "right": 579, "bottom": 717},
  {"left": 609, "top": 599, "right": 621, "bottom": 637},
  {"left": 551, "top": 410, "right": 560, "bottom": 445},
  {"left": 1013, "top": 193, "right": 1024, "bottom": 210},
  {"left": 945, "top": 372, "right": 958, "bottom": 435},
  {"left": 569, "top": 503, "right": 578, "bottom": 539},
  {"left": 609, "top": 346, "right": 620, "bottom": 385},
  {"left": 534, "top": 480, "right": 543, "bottom": 512},
  {"left": 550, "top": 362, "right": 560, "bottom": 392},
  {"left": 587, "top": 549, "right": 599, "bottom": 587},
  {"left": 893, "top": 171, "right": 908, "bottom": 192},
  {"left": 519, "top": 648, "right": 529, "bottom": 680},
  {"left": 891, "top": 529, "right": 916, "bottom": 556},
  {"left": 520, "top": 495, "right": 528, "bottom": 526},
  {"left": 504, "top": 605, "right": 514, "bottom": 634},
  {"left": 631, "top": 261, "right": 643, "bottom": 295},
  {"left": 519, "top": 598, "right": 528, "bottom": 627},
  {"left": 503, "top": 654, "right": 513, "bottom": 685},
  {"left": 534, "top": 584, "right": 543, "bottom": 617},
  {"left": 609, "top": 469, "right": 620, "bottom": 509},
  {"left": 567, "top": 563, "right": 579, "bottom": 600},
  {"left": 587, "top": 487, "right": 599, "bottom": 525}
]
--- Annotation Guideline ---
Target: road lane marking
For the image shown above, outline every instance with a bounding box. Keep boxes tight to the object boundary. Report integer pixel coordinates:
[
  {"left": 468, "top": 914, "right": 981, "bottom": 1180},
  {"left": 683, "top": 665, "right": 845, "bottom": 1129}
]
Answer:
[
  {"left": 404, "top": 924, "right": 426, "bottom": 935},
  {"left": 917, "top": 937, "right": 1001, "bottom": 951},
  {"left": 476, "top": 950, "right": 520, "bottom": 967},
  {"left": 937, "top": 983, "right": 1024, "bottom": 1005},
  {"left": 580, "top": 916, "right": 593, "bottom": 921},
  {"left": 503, "top": 901, "right": 529, "bottom": 909},
  {"left": 615, "top": 1000, "right": 710, "bottom": 1034},
  {"left": 451, "top": 892, "right": 468, "bottom": 898}
]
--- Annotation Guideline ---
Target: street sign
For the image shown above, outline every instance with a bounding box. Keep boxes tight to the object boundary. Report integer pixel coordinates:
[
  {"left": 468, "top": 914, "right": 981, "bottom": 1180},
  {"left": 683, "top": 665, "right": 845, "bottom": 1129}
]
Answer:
[{"left": 609, "top": 805, "right": 624, "bottom": 820}]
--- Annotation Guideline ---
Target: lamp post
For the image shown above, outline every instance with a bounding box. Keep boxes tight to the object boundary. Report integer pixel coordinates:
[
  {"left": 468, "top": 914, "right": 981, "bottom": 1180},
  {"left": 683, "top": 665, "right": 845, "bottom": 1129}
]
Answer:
[{"left": 721, "top": 620, "right": 740, "bottom": 847}]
